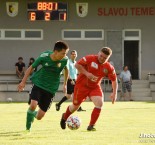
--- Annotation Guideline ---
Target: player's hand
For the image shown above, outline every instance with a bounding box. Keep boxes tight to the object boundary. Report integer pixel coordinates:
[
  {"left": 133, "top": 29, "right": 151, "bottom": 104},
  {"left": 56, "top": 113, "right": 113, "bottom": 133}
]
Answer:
[
  {"left": 17, "top": 81, "right": 25, "bottom": 92},
  {"left": 109, "top": 92, "right": 117, "bottom": 104},
  {"left": 86, "top": 72, "right": 98, "bottom": 82}
]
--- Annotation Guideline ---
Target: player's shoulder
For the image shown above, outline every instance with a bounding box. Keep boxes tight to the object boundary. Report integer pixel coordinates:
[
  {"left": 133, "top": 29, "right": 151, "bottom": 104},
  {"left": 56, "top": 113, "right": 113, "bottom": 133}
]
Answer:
[
  {"left": 63, "top": 56, "right": 69, "bottom": 60},
  {"left": 104, "top": 62, "right": 115, "bottom": 69},
  {"left": 84, "top": 54, "right": 97, "bottom": 60},
  {"left": 61, "top": 56, "right": 69, "bottom": 62},
  {"left": 40, "top": 50, "right": 52, "bottom": 57}
]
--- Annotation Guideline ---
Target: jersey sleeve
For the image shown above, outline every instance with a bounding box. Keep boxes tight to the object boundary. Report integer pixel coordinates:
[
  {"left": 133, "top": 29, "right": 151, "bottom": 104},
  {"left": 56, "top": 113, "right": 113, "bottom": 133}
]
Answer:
[
  {"left": 108, "top": 65, "right": 117, "bottom": 81},
  {"left": 77, "top": 55, "right": 93, "bottom": 66},
  {"left": 31, "top": 56, "right": 42, "bottom": 68}
]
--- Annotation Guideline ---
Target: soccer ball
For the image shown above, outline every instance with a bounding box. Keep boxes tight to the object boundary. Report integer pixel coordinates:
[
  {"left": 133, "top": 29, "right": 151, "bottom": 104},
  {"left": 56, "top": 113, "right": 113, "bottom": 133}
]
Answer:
[
  {"left": 66, "top": 116, "right": 81, "bottom": 130},
  {"left": 7, "top": 97, "right": 13, "bottom": 102}
]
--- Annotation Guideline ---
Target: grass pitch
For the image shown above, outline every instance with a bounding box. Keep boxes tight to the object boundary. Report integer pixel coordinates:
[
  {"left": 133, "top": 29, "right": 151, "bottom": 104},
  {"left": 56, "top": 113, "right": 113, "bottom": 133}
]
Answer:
[{"left": 0, "top": 101, "right": 155, "bottom": 145}]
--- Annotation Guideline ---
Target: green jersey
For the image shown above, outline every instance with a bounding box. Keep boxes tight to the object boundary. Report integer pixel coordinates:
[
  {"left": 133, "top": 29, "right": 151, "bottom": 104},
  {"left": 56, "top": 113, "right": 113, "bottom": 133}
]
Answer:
[{"left": 31, "top": 50, "right": 68, "bottom": 95}]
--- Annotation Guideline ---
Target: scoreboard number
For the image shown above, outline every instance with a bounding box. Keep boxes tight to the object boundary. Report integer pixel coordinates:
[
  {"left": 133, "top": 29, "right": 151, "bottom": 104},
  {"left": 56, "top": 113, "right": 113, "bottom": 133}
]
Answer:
[{"left": 27, "top": 2, "right": 67, "bottom": 21}]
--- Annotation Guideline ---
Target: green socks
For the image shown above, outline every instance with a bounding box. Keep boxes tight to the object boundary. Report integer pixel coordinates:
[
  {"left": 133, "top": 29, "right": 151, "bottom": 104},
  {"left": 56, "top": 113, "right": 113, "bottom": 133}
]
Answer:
[{"left": 26, "top": 109, "right": 37, "bottom": 130}]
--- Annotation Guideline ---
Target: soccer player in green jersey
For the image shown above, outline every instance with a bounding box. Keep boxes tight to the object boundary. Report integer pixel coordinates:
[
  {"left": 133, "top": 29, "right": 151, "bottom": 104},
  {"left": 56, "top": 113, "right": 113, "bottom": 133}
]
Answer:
[{"left": 18, "top": 41, "right": 69, "bottom": 131}]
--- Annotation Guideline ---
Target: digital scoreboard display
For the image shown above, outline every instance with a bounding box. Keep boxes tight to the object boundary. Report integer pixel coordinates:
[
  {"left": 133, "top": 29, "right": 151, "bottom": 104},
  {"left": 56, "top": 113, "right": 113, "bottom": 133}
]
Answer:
[{"left": 27, "top": 2, "right": 67, "bottom": 21}]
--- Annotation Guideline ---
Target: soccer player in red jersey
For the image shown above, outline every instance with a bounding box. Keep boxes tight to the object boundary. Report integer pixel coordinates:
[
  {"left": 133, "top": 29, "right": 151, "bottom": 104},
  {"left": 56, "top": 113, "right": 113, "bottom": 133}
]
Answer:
[{"left": 60, "top": 47, "right": 118, "bottom": 131}]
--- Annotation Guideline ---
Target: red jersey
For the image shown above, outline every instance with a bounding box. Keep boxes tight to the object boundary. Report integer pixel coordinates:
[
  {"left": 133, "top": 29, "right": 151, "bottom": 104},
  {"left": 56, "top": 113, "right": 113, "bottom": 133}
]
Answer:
[{"left": 76, "top": 55, "right": 116, "bottom": 88}]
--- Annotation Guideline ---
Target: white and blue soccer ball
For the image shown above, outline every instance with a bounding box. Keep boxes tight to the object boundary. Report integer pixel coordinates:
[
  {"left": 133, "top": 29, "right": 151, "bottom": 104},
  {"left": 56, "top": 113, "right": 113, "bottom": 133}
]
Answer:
[{"left": 66, "top": 116, "right": 81, "bottom": 130}]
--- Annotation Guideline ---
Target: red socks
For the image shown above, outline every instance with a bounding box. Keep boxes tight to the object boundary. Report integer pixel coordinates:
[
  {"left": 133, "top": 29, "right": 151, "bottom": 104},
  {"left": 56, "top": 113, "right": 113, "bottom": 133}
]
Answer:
[
  {"left": 89, "top": 107, "right": 101, "bottom": 126},
  {"left": 63, "top": 106, "right": 101, "bottom": 126},
  {"left": 63, "top": 106, "right": 72, "bottom": 120}
]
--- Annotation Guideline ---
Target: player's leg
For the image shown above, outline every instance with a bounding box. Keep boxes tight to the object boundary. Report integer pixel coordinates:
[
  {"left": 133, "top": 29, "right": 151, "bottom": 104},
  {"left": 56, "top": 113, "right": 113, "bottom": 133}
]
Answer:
[
  {"left": 27, "top": 88, "right": 54, "bottom": 130},
  {"left": 28, "top": 94, "right": 53, "bottom": 130},
  {"left": 60, "top": 103, "right": 80, "bottom": 129},
  {"left": 87, "top": 96, "right": 103, "bottom": 131},
  {"left": 26, "top": 85, "right": 40, "bottom": 131},
  {"left": 33, "top": 96, "right": 53, "bottom": 121},
  {"left": 77, "top": 106, "right": 86, "bottom": 111},
  {"left": 55, "top": 94, "right": 71, "bottom": 111},
  {"left": 26, "top": 85, "right": 54, "bottom": 131},
  {"left": 60, "top": 85, "right": 88, "bottom": 129},
  {"left": 87, "top": 87, "right": 103, "bottom": 131},
  {"left": 26, "top": 100, "right": 38, "bottom": 131},
  {"left": 56, "top": 79, "right": 72, "bottom": 111},
  {"left": 37, "top": 88, "right": 54, "bottom": 120}
]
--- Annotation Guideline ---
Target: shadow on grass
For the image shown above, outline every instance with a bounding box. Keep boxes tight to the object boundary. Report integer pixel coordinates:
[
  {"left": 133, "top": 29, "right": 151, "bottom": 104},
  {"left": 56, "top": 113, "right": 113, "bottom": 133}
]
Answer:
[{"left": 0, "top": 131, "right": 24, "bottom": 137}]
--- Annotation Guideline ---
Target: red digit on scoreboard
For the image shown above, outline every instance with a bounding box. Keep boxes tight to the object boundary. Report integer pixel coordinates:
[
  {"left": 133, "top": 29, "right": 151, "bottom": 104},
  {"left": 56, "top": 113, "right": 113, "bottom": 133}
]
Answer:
[
  {"left": 53, "top": 3, "right": 58, "bottom": 10},
  {"left": 29, "top": 12, "right": 36, "bottom": 21},
  {"left": 48, "top": 2, "right": 53, "bottom": 10},
  {"left": 60, "top": 13, "right": 67, "bottom": 21}
]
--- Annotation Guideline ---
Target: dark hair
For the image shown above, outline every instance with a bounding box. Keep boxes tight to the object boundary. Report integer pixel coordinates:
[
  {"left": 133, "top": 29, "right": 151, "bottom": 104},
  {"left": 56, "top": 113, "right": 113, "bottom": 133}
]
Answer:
[
  {"left": 18, "top": 57, "right": 23, "bottom": 60},
  {"left": 30, "top": 57, "right": 35, "bottom": 62},
  {"left": 53, "top": 41, "right": 69, "bottom": 52},
  {"left": 70, "top": 50, "right": 77, "bottom": 54},
  {"left": 123, "top": 65, "right": 128, "bottom": 70},
  {"left": 29, "top": 57, "right": 35, "bottom": 67},
  {"left": 100, "top": 47, "right": 112, "bottom": 56}
]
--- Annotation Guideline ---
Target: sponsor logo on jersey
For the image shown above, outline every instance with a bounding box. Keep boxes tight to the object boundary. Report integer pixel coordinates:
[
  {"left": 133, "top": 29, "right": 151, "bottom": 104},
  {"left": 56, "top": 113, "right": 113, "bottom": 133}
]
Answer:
[
  {"left": 91, "top": 62, "right": 98, "bottom": 69},
  {"left": 45, "top": 63, "right": 48, "bottom": 66},
  {"left": 6, "top": 2, "right": 18, "bottom": 17},
  {"left": 76, "top": 3, "right": 88, "bottom": 17},
  {"left": 103, "top": 68, "right": 108, "bottom": 74},
  {"left": 57, "top": 63, "right": 61, "bottom": 67}
]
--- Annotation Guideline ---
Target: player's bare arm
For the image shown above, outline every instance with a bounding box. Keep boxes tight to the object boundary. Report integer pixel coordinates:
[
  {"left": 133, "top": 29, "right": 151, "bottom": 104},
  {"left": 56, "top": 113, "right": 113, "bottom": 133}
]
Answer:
[
  {"left": 75, "top": 63, "right": 98, "bottom": 82},
  {"left": 18, "top": 65, "right": 34, "bottom": 92},
  {"left": 110, "top": 78, "right": 118, "bottom": 104},
  {"left": 63, "top": 66, "right": 69, "bottom": 93}
]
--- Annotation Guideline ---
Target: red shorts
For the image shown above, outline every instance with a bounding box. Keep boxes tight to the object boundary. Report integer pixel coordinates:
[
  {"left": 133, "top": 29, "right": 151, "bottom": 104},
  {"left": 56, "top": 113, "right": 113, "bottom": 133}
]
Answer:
[{"left": 73, "top": 84, "right": 103, "bottom": 106}]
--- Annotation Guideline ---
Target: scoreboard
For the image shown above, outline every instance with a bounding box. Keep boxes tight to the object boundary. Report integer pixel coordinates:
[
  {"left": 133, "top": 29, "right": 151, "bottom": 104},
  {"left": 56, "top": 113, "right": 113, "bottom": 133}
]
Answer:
[{"left": 27, "top": 2, "right": 67, "bottom": 21}]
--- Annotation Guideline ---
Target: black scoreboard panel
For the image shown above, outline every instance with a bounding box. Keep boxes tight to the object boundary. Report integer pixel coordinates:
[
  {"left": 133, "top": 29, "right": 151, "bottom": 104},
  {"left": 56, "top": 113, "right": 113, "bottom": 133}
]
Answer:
[{"left": 27, "top": 2, "right": 67, "bottom": 21}]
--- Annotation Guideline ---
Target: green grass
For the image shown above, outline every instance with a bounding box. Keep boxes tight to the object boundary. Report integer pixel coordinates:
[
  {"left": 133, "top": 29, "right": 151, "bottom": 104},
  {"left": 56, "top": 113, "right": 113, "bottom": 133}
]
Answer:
[{"left": 0, "top": 101, "right": 155, "bottom": 145}]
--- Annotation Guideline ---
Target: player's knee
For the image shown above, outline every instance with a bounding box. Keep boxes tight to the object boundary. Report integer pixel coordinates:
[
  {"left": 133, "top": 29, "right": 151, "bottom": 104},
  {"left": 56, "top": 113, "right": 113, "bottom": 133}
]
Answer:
[
  {"left": 29, "top": 106, "right": 36, "bottom": 111},
  {"left": 36, "top": 115, "right": 44, "bottom": 120},
  {"left": 95, "top": 101, "right": 103, "bottom": 108},
  {"left": 69, "top": 104, "right": 79, "bottom": 112},
  {"left": 74, "top": 105, "right": 80, "bottom": 110},
  {"left": 66, "top": 95, "right": 71, "bottom": 99},
  {"left": 98, "top": 102, "right": 103, "bottom": 108},
  {"left": 29, "top": 101, "right": 37, "bottom": 110}
]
